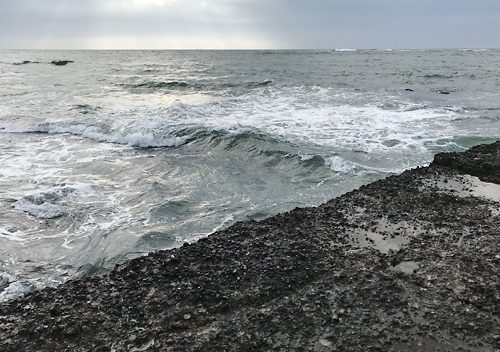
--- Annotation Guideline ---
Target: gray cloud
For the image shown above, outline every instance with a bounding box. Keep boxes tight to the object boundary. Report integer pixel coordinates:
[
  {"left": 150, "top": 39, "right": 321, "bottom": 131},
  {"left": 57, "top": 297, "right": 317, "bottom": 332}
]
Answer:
[
  {"left": 257, "top": 0, "right": 500, "bottom": 48},
  {"left": 1, "top": 0, "right": 499, "bottom": 49}
]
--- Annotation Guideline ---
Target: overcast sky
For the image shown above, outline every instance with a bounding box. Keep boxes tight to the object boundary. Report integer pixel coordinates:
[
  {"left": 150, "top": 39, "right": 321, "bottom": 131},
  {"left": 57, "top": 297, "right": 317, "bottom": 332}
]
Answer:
[{"left": 1, "top": 0, "right": 499, "bottom": 50}]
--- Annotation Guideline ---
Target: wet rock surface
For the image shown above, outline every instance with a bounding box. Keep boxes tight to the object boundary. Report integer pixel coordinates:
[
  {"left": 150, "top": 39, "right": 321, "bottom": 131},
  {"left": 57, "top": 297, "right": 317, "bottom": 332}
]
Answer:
[
  {"left": 433, "top": 140, "right": 500, "bottom": 184},
  {"left": 1, "top": 142, "right": 500, "bottom": 351}
]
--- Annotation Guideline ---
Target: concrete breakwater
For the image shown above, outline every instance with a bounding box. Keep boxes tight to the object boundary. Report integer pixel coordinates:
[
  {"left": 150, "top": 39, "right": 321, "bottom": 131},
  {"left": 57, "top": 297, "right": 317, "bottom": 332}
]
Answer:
[{"left": 1, "top": 142, "right": 500, "bottom": 352}]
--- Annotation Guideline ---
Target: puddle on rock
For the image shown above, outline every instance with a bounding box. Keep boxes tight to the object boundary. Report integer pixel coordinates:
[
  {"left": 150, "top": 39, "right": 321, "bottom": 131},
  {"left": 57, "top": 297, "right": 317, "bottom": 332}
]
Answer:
[
  {"left": 349, "top": 228, "right": 410, "bottom": 253},
  {"left": 346, "top": 216, "right": 430, "bottom": 254},
  {"left": 422, "top": 174, "right": 500, "bottom": 202}
]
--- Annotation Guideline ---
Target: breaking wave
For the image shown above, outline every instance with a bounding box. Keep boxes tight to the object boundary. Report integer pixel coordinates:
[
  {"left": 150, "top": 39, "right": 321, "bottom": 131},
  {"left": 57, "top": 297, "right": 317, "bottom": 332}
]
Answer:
[
  {"left": 119, "top": 79, "right": 274, "bottom": 92},
  {"left": 1, "top": 121, "right": 187, "bottom": 148}
]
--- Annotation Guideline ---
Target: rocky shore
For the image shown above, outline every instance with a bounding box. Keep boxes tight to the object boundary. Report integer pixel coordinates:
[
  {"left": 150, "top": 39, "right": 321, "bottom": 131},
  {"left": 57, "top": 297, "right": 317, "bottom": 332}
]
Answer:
[{"left": 1, "top": 142, "right": 500, "bottom": 352}]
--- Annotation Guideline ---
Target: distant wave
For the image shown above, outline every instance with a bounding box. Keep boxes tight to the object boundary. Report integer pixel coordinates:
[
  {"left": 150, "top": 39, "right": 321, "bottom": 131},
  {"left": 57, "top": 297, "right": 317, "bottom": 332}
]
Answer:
[
  {"left": 51, "top": 60, "right": 74, "bottom": 66},
  {"left": 0, "top": 60, "right": 31, "bottom": 65},
  {"left": 0, "top": 59, "right": 77, "bottom": 66},
  {"left": 0, "top": 59, "right": 76, "bottom": 66},
  {"left": 245, "top": 79, "right": 274, "bottom": 87},
  {"left": 459, "top": 48, "right": 491, "bottom": 52},
  {"left": 131, "top": 81, "right": 190, "bottom": 89},
  {"left": 420, "top": 74, "right": 456, "bottom": 79},
  {"left": 119, "top": 79, "right": 274, "bottom": 92},
  {"left": 72, "top": 104, "right": 102, "bottom": 114}
]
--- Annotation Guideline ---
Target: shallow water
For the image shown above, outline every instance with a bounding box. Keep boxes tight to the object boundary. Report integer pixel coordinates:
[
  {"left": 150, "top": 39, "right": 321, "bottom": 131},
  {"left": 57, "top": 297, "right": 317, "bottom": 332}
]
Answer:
[{"left": 1, "top": 49, "right": 500, "bottom": 300}]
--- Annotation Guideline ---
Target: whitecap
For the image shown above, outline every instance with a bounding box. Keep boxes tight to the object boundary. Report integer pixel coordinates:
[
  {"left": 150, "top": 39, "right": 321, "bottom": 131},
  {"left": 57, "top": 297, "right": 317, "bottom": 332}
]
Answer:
[
  {"left": 299, "top": 153, "right": 314, "bottom": 161},
  {"left": 54, "top": 183, "right": 95, "bottom": 197},
  {"left": 325, "top": 156, "right": 356, "bottom": 173},
  {"left": 36, "top": 123, "right": 185, "bottom": 148},
  {"left": 114, "top": 131, "right": 185, "bottom": 148}
]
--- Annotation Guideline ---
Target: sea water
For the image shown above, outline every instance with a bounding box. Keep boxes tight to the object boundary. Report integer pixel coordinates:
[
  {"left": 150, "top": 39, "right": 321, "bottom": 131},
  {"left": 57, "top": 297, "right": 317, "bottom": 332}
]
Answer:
[{"left": 1, "top": 49, "right": 499, "bottom": 301}]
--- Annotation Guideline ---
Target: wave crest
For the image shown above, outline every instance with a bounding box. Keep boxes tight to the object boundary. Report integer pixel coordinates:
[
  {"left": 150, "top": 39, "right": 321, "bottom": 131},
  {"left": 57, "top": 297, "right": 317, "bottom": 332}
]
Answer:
[
  {"left": 0, "top": 60, "right": 31, "bottom": 65},
  {"left": 120, "top": 79, "right": 273, "bottom": 92}
]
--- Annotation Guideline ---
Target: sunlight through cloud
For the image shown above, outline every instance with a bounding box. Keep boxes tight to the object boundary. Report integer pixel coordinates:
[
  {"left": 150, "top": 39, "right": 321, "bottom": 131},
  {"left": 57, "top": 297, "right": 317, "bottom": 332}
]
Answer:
[{"left": 122, "top": 0, "right": 180, "bottom": 7}]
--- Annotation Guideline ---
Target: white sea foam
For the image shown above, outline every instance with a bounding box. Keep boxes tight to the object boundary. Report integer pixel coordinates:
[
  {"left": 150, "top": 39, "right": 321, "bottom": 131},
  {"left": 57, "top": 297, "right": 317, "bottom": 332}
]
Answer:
[
  {"left": 11, "top": 184, "right": 94, "bottom": 219},
  {"left": 56, "top": 183, "right": 95, "bottom": 197},
  {"left": 160, "top": 89, "right": 462, "bottom": 154},
  {"left": 14, "top": 198, "right": 64, "bottom": 219},
  {"left": 325, "top": 156, "right": 356, "bottom": 173},
  {"left": 0, "top": 227, "right": 28, "bottom": 242},
  {"left": 298, "top": 153, "right": 314, "bottom": 161},
  {"left": 0, "top": 272, "right": 44, "bottom": 302},
  {"left": 0, "top": 280, "right": 30, "bottom": 302}
]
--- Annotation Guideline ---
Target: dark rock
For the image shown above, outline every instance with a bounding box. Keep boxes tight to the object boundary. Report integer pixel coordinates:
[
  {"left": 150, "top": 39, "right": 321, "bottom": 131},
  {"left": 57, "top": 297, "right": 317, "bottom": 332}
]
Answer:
[
  {"left": 0, "top": 276, "right": 10, "bottom": 292},
  {"left": 432, "top": 140, "right": 500, "bottom": 183}
]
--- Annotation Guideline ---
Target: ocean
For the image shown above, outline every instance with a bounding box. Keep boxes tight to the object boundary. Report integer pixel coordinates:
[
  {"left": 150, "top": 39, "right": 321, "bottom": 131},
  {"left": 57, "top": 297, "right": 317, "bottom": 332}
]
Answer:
[{"left": 1, "top": 49, "right": 499, "bottom": 301}]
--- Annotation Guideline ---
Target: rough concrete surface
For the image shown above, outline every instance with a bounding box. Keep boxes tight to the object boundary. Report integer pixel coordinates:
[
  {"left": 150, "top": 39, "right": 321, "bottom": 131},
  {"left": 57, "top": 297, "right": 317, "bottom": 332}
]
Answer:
[{"left": 1, "top": 142, "right": 500, "bottom": 351}]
